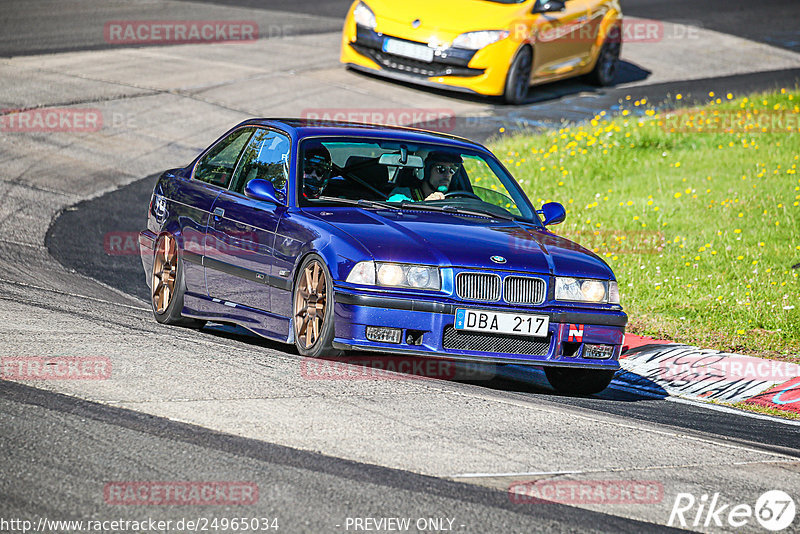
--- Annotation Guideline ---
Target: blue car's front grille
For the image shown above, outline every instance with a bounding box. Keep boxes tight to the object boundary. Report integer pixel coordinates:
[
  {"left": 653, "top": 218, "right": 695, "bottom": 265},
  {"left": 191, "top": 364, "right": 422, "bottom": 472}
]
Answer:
[
  {"left": 442, "top": 327, "right": 552, "bottom": 356},
  {"left": 504, "top": 276, "right": 546, "bottom": 305},
  {"left": 456, "top": 272, "right": 501, "bottom": 301},
  {"left": 456, "top": 272, "right": 546, "bottom": 305}
]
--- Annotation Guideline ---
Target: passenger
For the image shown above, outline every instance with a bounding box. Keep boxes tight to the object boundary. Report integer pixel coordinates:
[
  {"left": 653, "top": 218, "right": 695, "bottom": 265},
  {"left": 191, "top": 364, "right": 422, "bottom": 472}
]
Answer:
[
  {"left": 387, "top": 151, "right": 462, "bottom": 202},
  {"left": 302, "top": 146, "right": 333, "bottom": 199}
]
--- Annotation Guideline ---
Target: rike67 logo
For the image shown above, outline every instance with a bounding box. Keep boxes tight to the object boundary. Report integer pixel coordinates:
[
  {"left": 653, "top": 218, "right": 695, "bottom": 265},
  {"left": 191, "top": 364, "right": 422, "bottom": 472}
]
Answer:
[{"left": 669, "top": 490, "right": 796, "bottom": 531}]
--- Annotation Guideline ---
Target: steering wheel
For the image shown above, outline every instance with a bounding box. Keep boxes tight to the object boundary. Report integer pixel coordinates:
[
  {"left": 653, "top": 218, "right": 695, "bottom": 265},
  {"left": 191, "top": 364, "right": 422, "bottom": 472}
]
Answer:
[{"left": 444, "top": 191, "right": 481, "bottom": 201}]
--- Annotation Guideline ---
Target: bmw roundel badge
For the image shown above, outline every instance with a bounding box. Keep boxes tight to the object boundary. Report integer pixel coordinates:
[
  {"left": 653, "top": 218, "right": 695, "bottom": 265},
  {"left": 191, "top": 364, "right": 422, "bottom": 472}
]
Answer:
[{"left": 490, "top": 255, "right": 506, "bottom": 264}]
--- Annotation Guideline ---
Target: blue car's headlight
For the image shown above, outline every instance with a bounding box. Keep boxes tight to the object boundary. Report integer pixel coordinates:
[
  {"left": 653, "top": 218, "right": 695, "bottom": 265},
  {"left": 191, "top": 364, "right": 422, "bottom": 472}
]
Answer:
[
  {"left": 353, "top": 1, "right": 376, "bottom": 29},
  {"left": 346, "top": 261, "right": 440, "bottom": 290},
  {"left": 556, "top": 277, "right": 618, "bottom": 304}
]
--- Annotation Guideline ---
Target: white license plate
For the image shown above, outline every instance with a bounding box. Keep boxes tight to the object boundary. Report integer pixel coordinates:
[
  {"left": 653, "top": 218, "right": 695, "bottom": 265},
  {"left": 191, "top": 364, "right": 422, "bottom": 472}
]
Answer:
[
  {"left": 454, "top": 309, "right": 549, "bottom": 337},
  {"left": 382, "top": 38, "right": 434, "bottom": 62}
]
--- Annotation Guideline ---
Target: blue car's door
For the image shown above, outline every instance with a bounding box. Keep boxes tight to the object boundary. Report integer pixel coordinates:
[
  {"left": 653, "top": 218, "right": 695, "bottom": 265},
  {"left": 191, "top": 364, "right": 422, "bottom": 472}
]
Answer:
[
  {"left": 167, "top": 171, "right": 220, "bottom": 294},
  {"left": 205, "top": 128, "right": 291, "bottom": 318},
  {"left": 182, "top": 126, "right": 255, "bottom": 294}
]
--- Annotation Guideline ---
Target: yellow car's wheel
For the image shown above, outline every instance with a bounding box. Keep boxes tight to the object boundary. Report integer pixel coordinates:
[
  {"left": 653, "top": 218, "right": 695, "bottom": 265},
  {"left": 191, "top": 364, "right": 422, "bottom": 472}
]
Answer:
[
  {"left": 587, "top": 29, "right": 621, "bottom": 86},
  {"left": 503, "top": 46, "right": 532, "bottom": 105}
]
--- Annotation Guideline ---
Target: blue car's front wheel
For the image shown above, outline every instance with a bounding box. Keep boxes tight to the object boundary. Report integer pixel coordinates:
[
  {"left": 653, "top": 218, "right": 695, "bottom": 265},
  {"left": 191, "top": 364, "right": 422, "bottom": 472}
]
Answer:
[
  {"left": 293, "top": 255, "right": 341, "bottom": 358},
  {"left": 544, "top": 367, "right": 615, "bottom": 396}
]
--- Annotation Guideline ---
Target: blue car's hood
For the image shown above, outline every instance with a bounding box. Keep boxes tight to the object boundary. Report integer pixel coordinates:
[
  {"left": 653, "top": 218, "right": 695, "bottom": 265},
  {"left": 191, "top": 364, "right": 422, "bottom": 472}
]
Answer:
[{"left": 316, "top": 208, "right": 614, "bottom": 280}]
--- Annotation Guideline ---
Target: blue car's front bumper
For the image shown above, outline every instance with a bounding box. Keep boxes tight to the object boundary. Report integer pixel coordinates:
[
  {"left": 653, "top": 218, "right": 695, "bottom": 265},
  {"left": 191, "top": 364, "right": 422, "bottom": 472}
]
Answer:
[{"left": 332, "top": 287, "right": 627, "bottom": 369}]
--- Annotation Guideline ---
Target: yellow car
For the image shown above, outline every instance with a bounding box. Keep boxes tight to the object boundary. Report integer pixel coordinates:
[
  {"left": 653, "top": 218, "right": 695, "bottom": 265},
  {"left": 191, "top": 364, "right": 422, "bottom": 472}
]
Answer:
[{"left": 340, "top": 0, "right": 622, "bottom": 104}]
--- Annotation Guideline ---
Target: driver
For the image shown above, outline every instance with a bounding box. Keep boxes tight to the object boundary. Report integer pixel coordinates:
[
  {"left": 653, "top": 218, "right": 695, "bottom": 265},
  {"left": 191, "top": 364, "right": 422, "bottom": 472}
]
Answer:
[
  {"left": 387, "top": 151, "right": 462, "bottom": 202},
  {"left": 302, "top": 145, "right": 333, "bottom": 199}
]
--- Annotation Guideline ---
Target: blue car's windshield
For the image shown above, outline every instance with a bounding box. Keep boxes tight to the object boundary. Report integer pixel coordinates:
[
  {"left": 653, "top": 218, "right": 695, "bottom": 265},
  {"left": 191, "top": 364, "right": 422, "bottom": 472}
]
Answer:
[{"left": 298, "top": 137, "right": 539, "bottom": 224}]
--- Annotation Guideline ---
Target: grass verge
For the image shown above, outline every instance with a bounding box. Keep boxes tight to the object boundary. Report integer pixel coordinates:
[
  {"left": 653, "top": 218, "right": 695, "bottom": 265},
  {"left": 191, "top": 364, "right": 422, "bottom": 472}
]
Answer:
[
  {"left": 490, "top": 88, "right": 800, "bottom": 362},
  {"left": 730, "top": 401, "right": 799, "bottom": 421}
]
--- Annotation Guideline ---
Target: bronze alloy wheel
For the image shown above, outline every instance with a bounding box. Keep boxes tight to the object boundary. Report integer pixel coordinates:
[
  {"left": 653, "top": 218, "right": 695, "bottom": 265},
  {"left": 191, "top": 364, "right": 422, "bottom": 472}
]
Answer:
[
  {"left": 294, "top": 259, "right": 327, "bottom": 349},
  {"left": 152, "top": 234, "right": 178, "bottom": 314},
  {"left": 292, "top": 256, "right": 340, "bottom": 357}
]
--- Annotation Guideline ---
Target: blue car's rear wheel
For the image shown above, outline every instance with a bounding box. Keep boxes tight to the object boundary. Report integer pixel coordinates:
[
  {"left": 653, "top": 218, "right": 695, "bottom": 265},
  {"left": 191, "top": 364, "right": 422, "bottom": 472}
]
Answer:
[
  {"left": 151, "top": 233, "right": 205, "bottom": 328},
  {"left": 293, "top": 255, "right": 341, "bottom": 358},
  {"left": 544, "top": 367, "right": 615, "bottom": 396}
]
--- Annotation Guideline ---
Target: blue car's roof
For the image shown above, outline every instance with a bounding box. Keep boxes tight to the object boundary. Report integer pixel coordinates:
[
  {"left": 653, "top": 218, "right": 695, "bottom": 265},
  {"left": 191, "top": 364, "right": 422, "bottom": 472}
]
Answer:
[{"left": 237, "top": 118, "right": 485, "bottom": 151}]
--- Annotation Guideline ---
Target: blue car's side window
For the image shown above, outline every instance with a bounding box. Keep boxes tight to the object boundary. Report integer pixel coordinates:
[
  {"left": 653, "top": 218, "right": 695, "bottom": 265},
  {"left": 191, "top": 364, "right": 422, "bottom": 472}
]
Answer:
[
  {"left": 194, "top": 128, "right": 254, "bottom": 188},
  {"left": 229, "top": 129, "right": 291, "bottom": 195}
]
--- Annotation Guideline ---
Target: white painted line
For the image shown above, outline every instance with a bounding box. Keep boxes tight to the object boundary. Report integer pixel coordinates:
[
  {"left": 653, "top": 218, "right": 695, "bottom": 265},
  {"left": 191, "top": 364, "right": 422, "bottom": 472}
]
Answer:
[
  {"left": 498, "top": 361, "right": 799, "bottom": 426},
  {"left": 449, "top": 458, "right": 798, "bottom": 479},
  {"left": 609, "top": 381, "right": 800, "bottom": 426},
  {"left": 0, "top": 238, "right": 46, "bottom": 250},
  {"left": 453, "top": 469, "right": 584, "bottom": 479},
  {"left": 663, "top": 395, "right": 800, "bottom": 427},
  {"left": 0, "top": 277, "right": 149, "bottom": 311},
  {"left": 449, "top": 388, "right": 795, "bottom": 461}
]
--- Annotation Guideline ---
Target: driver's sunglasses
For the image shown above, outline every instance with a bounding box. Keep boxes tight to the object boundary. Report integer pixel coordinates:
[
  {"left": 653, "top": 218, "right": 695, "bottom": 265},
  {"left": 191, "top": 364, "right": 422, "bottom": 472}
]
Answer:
[
  {"left": 434, "top": 164, "right": 458, "bottom": 176},
  {"left": 304, "top": 162, "right": 331, "bottom": 176}
]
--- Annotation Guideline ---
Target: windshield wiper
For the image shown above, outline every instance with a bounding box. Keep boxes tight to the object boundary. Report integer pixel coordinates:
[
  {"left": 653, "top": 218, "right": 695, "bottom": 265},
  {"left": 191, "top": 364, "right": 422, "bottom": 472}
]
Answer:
[
  {"left": 398, "top": 201, "right": 516, "bottom": 221},
  {"left": 317, "top": 196, "right": 397, "bottom": 210}
]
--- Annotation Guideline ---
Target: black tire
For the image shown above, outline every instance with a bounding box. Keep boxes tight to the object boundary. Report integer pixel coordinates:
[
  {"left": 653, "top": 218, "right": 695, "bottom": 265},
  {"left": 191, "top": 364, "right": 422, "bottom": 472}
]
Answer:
[
  {"left": 587, "top": 27, "right": 621, "bottom": 86},
  {"left": 293, "top": 254, "right": 341, "bottom": 358},
  {"left": 503, "top": 46, "right": 532, "bottom": 105},
  {"left": 151, "top": 233, "right": 206, "bottom": 328},
  {"left": 544, "top": 367, "right": 615, "bottom": 396}
]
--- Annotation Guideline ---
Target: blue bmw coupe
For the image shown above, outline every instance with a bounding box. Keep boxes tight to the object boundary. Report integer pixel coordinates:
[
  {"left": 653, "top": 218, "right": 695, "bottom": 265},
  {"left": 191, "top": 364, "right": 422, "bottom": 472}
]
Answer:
[{"left": 140, "top": 119, "right": 627, "bottom": 394}]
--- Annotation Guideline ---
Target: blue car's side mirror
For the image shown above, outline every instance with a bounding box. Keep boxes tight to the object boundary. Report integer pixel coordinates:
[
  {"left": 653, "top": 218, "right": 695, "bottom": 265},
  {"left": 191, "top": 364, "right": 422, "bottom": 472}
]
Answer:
[
  {"left": 538, "top": 202, "right": 566, "bottom": 225},
  {"left": 244, "top": 179, "right": 283, "bottom": 204}
]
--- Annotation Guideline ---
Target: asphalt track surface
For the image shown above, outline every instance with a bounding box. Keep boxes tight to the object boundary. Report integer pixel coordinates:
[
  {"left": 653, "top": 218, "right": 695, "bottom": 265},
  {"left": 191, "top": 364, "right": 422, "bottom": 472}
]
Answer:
[
  {"left": 0, "top": 0, "right": 800, "bottom": 57},
  {"left": 2, "top": 0, "right": 800, "bottom": 57},
  {"left": 3, "top": 380, "right": 675, "bottom": 533},
  {"left": 47, "top": 174, "right": 800, "bottom": 455},
  {"left": 6, "top": 0, "right": 800, "bottom": 532}
]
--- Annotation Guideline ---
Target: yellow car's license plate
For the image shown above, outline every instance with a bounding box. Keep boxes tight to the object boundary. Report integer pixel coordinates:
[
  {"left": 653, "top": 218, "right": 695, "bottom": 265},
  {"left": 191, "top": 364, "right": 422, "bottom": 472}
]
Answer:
[
  {"left": 382, "top": 38, "right": 434, "bottom": 62},
  {"left": 454, "top": 309, "right": 549, "bottom": 337}
]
